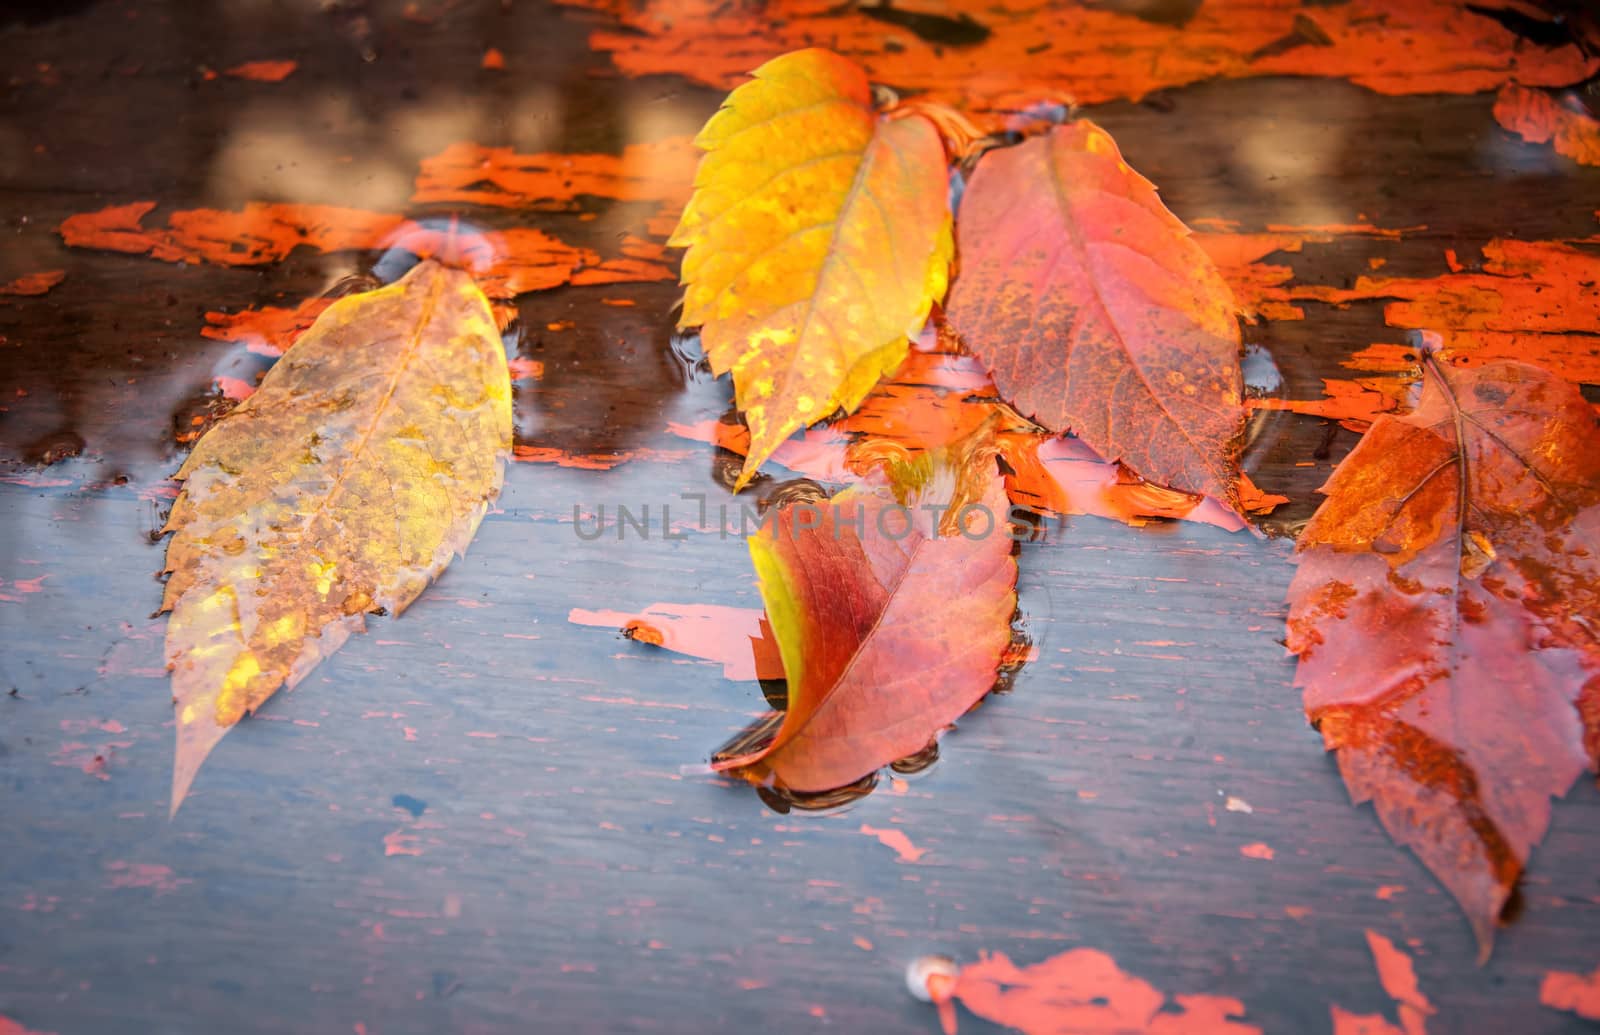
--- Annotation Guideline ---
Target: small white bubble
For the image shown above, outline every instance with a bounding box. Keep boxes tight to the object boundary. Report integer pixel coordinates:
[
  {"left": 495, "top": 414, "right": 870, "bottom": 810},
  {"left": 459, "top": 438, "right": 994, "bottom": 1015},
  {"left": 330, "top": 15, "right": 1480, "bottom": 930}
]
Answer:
[{"left": 905, "top": 955, "right": 959, "bottom": 1002}]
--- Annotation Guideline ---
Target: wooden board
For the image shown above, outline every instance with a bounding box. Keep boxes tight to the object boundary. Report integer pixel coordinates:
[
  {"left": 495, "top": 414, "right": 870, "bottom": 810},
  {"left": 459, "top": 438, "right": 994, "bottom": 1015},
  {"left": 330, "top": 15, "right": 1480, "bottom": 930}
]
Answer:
[{"left": 2, "top": 2, "right": 1598, "bottom": 1032}]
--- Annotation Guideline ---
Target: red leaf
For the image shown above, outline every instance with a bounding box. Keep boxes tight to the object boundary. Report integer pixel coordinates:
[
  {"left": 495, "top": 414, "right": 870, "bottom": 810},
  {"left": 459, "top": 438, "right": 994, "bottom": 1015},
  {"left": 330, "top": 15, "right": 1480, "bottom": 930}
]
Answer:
[
  {"left": 1286, "top": 354, "right": 1600, "bottom": 956},
  {"left": 941, "top": 948, "right": 1260, "bottom": 1035},
  {"left": 714, "top": 450, "right": 1017, "bottom": 791},
  {"left": 945, "top": 120, "right": 1245, "bottom": 505}
]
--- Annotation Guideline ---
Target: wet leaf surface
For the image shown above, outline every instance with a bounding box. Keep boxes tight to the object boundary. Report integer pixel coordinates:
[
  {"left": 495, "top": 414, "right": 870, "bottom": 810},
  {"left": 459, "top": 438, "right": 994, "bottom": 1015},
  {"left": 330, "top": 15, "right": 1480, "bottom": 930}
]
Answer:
[
  {"left": 161, "top": 260, "right": 512, "bottom": 811},
  {"left": 1286, "top": 355, "right": 1600, "bottom": 955},
  {"left": 713, "top": 446, "right": 1016, "bottom": 792},
  {"left": 672, "top": 48, "right": 953, "bottom": 488},
  {"left": 946, "top": 121, "right": 1246, "bottom": 505}
]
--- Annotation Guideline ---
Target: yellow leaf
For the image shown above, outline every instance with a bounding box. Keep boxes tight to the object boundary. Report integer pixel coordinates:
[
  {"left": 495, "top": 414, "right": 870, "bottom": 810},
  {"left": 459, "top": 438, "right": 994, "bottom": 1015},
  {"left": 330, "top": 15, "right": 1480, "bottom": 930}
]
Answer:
[
  {"left": 161, "top": 260, "right": 512, "bottom": 814},
  {"left": 671, "top": 48, "right": 953, "bottom": 489}
]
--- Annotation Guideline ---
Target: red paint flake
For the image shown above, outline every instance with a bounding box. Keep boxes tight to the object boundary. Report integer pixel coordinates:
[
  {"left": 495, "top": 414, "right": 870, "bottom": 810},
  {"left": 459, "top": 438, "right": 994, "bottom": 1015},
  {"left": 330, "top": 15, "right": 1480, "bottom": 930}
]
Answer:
[
  {"left": 412, "top": 136, "right": 696, "bottom": 211},
  {"left": 0, "top": 1014, "right": 57, "bottom": 1035},
  {"left": 481, "top": 47, "right": 506, "bottom": 70},
  {"left": 0, "top": 270, "right": 66, "bottom": 296},
  {"left": 860, "top": 823, "right": 927, "bottom": 863},
  {"left": 1329, "top": 931, "right": 1435, "bottom": 1035},
  {"left": 1541, "top": 964, "right": 1600, "bottom": 1020},
  {"left": 853, "top": 936, "right": 874, "bottom": 951},
  {"left": 383, "top": 829, "right": 422, "bottom": 857},
  {"left": 104, "top": 861, "right": 191, "bottom": 894},
  {"left": 513, "top": 446, "right": 633, "bottom": 470},
  {"left": 1376, "top": 885, "right": 1406, "bottom": 901},
  {"left": 948, "top": 948, "right": 1260, "bottom": 1035},
  {"left": 738, "top": 978, "right": 767, "bottom": 990},
  {"left": 1494, "top": 84, "right": 1600, "bottom": 166},
  {"left": 1284, "top": 906, "right": 1312, "bottom": 919},
  {"left": 1330, "top": 1006, "right": 1405, "bottom": 1035},
  {"left": 213, "top": 375, "right": 256, "bottom": 401},
  {"left": 60, "top": 718, "right": 124, "bottom": 734},
  {"left": 568, "top": 603, "right": 783, "bottom": 682},
  {"left": 1239, "top": 842, "right": 1274, "bottom": 860},
  {"left": 507, "top": 357, "right": 544, "bottom": 381},
  {"left": 224, "top": 60, "right": 298, "bottom": 82}
]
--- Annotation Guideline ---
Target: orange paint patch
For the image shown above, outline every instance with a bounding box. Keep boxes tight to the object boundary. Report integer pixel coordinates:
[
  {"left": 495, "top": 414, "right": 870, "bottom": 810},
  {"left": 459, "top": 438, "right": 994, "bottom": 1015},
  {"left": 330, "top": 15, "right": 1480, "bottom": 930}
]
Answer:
[
  {"left": 506, "top": 358, "right": 544, "bottom": 381},
  {"left": 213, "top": 376, "right": 256, "bottom": 402},
  {"left": 556, "top": 0, "right": 1595, "bottom": 107},
  {"left": 1541, "top": 964, "right": 1600, "bottom": 1020},
  {"left": 949, "top": 948, "right": 1260, "bottom": 1034},
  {"left": 203, "top": 298, "right": 331, "bottom": 357},
  {"left": 0, "top": 270, "right": 65, "bottom": 296},
  {"left": 104, "top": 861, "right": 191, "bottom": 894},
  {"left": 59, "top": 204, "right": 667, "bottom": 302},
  {"left": 1248, "top": 377, "right": 1406, "bottom": 433},
  {"left": 481, "top": 47, "right": 506, "bottom": 70},
  {"left": 1330, "top": 1006, "right": 1406, "bottom": 1035},
  {"left": 413, "top": 137, "right": 696, "bottom": 211},
  {"left": 1239, "top": 842, "right": 1274, "bottom": 860},
  {"left": 1494, "top": 85, "right": 1600, "bottom": 166},
  {"left": 383, "top": 828, "right": 423, "bottom": 857},
  {"left": 567, "top": 603, "right": 783, "bottom": 682},
  {"left": 225, "top": 60, "right": 297, "bottom": 82},
  {"left": 859, "top": 823, "right": 926, "bottom": 863},
  {"left": 1330, "top": 931, "right": 1436, "bottom": 1035},
  {"left": 512, "top": 446, "right": 633, "bottom": 470}
]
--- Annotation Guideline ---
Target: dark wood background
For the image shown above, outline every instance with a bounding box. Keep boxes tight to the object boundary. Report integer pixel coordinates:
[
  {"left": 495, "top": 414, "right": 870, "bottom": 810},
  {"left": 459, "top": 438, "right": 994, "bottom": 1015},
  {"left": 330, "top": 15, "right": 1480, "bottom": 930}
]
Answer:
[{"left": 2, "top": 2, "right": 1598, "bottom": 1032}]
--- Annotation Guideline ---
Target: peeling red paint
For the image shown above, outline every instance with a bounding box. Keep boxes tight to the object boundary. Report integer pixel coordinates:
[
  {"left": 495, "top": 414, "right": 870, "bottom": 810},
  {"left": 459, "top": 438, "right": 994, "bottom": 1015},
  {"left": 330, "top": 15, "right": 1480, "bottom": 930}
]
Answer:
[
  {"left": 1541, "top": 963, "right": 1600, "bottom": 1020},
  {"left": 104, "top": 861, "right": 191, "bottom": 894},
  {"left": 944, "top": 947, "right": 1260, "bottom": 1034},
  {"left": 568, "top": 603, "right": 782, "bottom": 681},
  {"left": 860, "top": 824, "right": 927, "bottom": 863},
  {"left": 1239, "top": 843, "right": 1274, "bottom": 860},
  {"left": 0, "top": 270, "right": 66, "bottom": 297},
  {"left": 224, "top": 60, "right": 297, "bottom": 82}
]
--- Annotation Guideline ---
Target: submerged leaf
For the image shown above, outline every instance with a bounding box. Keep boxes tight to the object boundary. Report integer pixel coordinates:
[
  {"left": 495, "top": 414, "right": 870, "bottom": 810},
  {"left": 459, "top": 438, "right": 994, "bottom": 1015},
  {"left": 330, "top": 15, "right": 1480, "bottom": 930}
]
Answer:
[
  {"left": 672, "top": 48, "right": 953, "bottom": 489},
  {"left": 714, "top": 447, "right": 1017, "bottom": 791},
  {"left": 162, "top": 260, "right": 512, "bottom": 813},
  {"left": 945, "top": 120, "right": 1245, "bottom": 505},
  {"left": 1285, "top": 355, "right": 1600, "bottom": 955}
]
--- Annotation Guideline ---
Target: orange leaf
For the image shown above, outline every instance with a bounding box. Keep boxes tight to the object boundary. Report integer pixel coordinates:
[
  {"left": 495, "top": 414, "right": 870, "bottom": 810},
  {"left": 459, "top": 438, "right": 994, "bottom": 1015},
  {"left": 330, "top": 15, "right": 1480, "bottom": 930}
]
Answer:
[
  {"left": 672, "top": 48, "right": 953, "bottom": 489},
  {"left": 944, "top": 948, "right": 1260, "bottom": 1035},
  {"left": 946, "top": 120, "right": 1245, "bottom": 505},
  {"left": 1493, "top": 85, "right": 1600, "bottom": 167},
  {"left": 1285, "top": 355, "right": 1600, "bottom": 956},
  {"left": 714, "top": 450, "right": 1016, "bottom": 791},
  {"left": 161, "top": 261, "right": 513, "bottom": 813}
]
